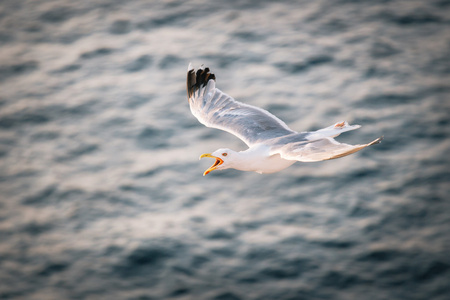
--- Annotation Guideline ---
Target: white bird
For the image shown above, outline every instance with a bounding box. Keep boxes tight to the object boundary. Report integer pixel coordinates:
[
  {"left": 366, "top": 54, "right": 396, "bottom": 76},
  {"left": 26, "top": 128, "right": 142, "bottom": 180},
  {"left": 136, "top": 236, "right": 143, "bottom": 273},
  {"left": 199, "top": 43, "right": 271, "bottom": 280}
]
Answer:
[{"left": 187, "top": 64, "right": 382, "bottom": 176}]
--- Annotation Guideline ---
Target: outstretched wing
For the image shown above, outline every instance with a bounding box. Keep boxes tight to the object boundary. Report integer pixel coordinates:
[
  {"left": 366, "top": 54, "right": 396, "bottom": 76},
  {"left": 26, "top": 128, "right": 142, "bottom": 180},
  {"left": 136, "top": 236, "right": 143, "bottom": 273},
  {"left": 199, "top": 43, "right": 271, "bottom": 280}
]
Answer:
[
  {"left": 187, "top": 65, "right": 295, "bottom": 147},
  {"left": 272, "top": 136, "right": 383, "bottom": 162}
]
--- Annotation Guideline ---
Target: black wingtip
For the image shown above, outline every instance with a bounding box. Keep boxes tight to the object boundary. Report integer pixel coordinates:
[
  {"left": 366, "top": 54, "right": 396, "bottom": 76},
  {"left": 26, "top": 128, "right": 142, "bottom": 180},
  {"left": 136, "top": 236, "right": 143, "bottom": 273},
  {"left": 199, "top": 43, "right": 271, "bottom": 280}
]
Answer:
[
  {"left": 187, "top": 65, "right": 216, "bottom": 101},
  {"left": 370, "top": 136, "right": 384, "bottom": 146}
]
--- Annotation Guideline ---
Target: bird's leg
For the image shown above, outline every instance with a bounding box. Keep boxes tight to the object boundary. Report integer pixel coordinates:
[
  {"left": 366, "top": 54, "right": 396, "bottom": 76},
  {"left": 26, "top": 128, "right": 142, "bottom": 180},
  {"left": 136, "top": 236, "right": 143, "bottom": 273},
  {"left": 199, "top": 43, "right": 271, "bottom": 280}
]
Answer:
[{"left": 334, "top": 121, "right": 346, "bottom": 128}]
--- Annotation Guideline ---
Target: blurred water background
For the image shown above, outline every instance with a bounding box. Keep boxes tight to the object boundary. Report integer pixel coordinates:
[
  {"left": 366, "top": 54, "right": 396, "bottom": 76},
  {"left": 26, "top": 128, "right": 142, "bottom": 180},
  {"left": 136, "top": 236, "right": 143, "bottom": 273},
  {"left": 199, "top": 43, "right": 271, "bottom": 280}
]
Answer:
[{"left": 1, "top": 0, "right": 450, "bottom": 299}]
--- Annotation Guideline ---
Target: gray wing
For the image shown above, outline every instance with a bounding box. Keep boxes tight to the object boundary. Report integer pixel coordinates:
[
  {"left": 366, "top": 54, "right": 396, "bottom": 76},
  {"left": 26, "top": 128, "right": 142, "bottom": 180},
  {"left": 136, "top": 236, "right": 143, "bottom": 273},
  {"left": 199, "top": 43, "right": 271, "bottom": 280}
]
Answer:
[
  {"left": 187, "top": 65, "right": 295, "bottom": 147},
  {"left": 270, "top": 136, "right": 383, "bottom": 162}
]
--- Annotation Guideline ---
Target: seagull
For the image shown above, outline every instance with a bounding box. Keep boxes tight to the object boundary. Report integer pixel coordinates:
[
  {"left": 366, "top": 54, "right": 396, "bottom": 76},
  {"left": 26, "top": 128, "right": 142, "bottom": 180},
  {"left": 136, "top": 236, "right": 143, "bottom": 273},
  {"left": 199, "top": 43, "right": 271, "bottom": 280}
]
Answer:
[{"left": 187, "top": 64, "right": 382, "bottom": 176}]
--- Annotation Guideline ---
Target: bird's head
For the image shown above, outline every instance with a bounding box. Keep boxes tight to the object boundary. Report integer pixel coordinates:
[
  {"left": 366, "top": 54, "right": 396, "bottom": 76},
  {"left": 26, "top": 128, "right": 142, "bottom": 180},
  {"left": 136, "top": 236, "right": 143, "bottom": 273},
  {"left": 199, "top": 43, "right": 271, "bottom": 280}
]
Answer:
[{"left": 199, "top": 148, "right": 235, "bottom": 176}]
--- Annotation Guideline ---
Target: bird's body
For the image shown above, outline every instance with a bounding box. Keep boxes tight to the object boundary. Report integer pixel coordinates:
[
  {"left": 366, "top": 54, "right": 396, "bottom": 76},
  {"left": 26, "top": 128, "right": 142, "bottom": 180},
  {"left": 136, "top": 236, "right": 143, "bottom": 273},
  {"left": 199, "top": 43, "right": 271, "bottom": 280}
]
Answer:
[
  {"left": 187, "top": 65, "right": 382, "bottom": 176},
  {"left": 218, "top": 145, "right": 296, "bottom": 174}
]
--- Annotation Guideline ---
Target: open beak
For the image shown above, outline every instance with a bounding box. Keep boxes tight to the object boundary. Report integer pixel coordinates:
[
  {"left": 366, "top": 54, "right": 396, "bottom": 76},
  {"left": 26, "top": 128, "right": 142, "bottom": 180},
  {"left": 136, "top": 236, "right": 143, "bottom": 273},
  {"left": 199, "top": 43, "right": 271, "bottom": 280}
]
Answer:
[{"left": 199, "top": 153, "right": 224, "bottom": 176}]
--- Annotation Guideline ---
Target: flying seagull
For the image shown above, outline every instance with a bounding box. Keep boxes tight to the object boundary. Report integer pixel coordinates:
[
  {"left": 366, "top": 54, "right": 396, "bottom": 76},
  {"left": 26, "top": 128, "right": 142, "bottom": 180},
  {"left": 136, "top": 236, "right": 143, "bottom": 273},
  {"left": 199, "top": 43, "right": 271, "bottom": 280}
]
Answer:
[{"left": 187, "top": 64, "right": 382, "bottom": 176}]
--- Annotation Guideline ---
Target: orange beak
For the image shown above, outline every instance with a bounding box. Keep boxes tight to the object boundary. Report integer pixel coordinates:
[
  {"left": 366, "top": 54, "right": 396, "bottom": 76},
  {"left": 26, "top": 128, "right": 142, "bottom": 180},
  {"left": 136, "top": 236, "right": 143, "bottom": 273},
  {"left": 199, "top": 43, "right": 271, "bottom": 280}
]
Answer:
[{"left": 199, "top": 153, "right": 224, "bottom": 176}]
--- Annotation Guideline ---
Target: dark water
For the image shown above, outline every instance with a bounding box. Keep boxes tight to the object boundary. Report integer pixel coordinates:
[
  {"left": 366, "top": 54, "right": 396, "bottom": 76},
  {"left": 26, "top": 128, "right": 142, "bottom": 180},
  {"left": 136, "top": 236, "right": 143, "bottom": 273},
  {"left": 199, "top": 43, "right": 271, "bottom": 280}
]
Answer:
[{"left": 1, "top": 0, "right": 450, "bottom": 299}]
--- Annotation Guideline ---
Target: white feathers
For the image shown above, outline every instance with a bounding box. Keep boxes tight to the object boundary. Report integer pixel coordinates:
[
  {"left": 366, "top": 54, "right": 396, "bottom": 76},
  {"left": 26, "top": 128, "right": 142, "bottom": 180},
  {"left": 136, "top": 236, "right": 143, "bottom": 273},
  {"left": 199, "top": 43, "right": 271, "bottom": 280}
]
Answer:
[{"left": 187, "top": 65, "right": 382, "bottom": 174}]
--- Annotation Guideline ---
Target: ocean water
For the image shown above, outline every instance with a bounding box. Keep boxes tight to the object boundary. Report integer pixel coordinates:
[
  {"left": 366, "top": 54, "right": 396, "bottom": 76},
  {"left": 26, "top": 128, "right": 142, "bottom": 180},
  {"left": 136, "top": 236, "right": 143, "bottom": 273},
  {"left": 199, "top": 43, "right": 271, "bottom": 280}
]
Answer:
[{"left": 0, "top": 0, "right": 449, "bottom": 299}]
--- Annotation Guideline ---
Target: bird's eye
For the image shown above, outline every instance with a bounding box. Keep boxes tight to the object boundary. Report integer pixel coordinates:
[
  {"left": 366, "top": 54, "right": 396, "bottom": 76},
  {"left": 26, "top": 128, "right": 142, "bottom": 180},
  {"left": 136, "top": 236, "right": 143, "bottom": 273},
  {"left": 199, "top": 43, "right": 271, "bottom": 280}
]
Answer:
[{"left": 222, "top": 153, "right": 227, "bottom": 156}]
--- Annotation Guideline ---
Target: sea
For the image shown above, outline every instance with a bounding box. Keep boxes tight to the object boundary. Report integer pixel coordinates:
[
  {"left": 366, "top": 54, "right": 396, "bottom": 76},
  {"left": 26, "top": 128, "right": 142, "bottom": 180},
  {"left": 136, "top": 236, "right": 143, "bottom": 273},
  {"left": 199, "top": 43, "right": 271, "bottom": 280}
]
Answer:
[{"left": 0, "top": 0, "right": 449, "bottom": 299}]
